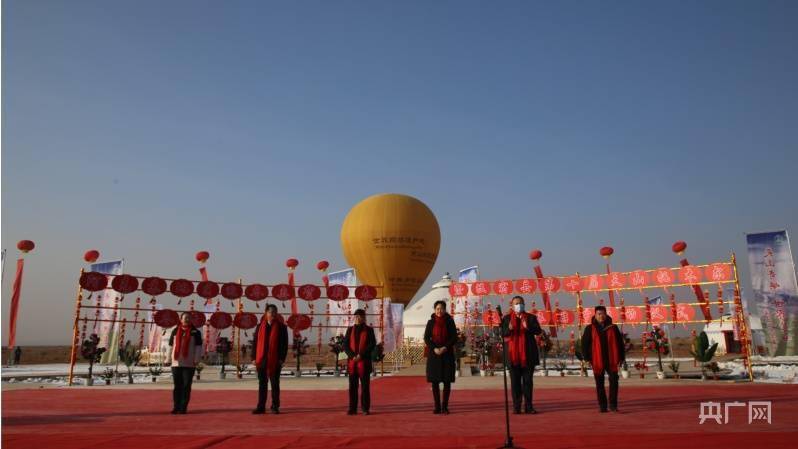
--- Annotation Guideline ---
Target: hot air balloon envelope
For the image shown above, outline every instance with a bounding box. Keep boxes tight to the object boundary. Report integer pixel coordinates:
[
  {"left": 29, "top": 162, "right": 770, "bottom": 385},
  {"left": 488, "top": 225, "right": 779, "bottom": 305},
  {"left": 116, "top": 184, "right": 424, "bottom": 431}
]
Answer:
[{"left": 341, "top": 193, "right": 440, "bottom": 306}]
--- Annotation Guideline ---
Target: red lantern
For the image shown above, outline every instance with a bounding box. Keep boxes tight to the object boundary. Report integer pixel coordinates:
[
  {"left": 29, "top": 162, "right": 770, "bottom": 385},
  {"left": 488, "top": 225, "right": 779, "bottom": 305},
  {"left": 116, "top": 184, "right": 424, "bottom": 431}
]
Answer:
[
  {"left": 83, "top": 250, "right": 100, "bottom": 263},
  {"left": 272, "top": 283, "right": 295, "bottom": 301},
  {"left": 581, "top": 273, "right": 604, "bottom": 291},
  {"left": 650, "top": 305, "right": 668, "bottom": 325},
  {"left": 678, "top": 265, "right": 703, "bottom": 284},
  {"left": 492, "top": 280, "right": 514, "bottom": 296},
  {"left": 195, "top": 251, "right": 210, "bottom": 264},
  {"left": 285, "top": 258, "right": 299, "bottom": 269},
  {"left": 233, "top": 312, "right": 258, "bottom": 329},
  {"left": 220, "top": 282, "right": 243, "bottom": 300},
  {"left": 196, "top": 281, "right": 220, "bottom": 299},
  {"left": 515, "top": 278, "right": 538, "bottom": 294},
  {"left": 538, "top": 276, "right": 561, "bottom": 293},
  {"left": 169, "top": 279, "right": 194, "bottom": 297},
  {"left": 17, "top": 240, "right": 35, "bottom": 253},
  {"left": 316, "top": 260, "right": 329, "bottom": 271},
  {"left": 672, "top": 241, "right": 687, "bottom": 255},
  {"left": 449, "top": 283, "right": 469, "bottom": 297},
  {"left": 599, "top": 246, "right": 614, "bottom": 258},
  {"left": 326, "top": 284, "right": 349, "bottom": 301},
  {"left": 111, "top": 274, "right": 139, "bottom": 294},
  {"left": 653, "top": 268, "right": 676, "bottom": 286},
  {"left": 209, "top": 311, "right": 233, "bottom": 329},
  {"left": 80, "top": 271, "right": 108, "bottom": 292},
  {"left": 628, "top": 270, "right": 650, "bottom": 288},
  {"left": 563, "top": 276, "right": 582, "bottom": 293},
  {"left": 471, "top": 281, "right": 491, "bottom": 296},
  {"left": 287, "top": 314, "right": 312, "bottom": 331},
  {"left": 705, "top": 263, "right": 732, "bottom": 282},
  {"left": 556, "top": 309, "right": 575, "bottom": 325},
  {"left": 141, "top": 277, "right": 167, "bottom": 296},
  {"left": 153, "top": 309, "right": 179, "bottom": 328},
  {"left": 529, "top": 249, "right": 543, "bottom": 261},
  {"left": 244, "top": 284, "right": 269, "bottom": 301},
  {"left": 606, "top": 272, "right": 627, "bottom": 289},
  {"left": 298, "top": 284, "right": 322, "bottom": 301},
  {"left": 676, "top": 304, "right": 696, "bottom": 322},
  {"left": 355, "top": 285, "right": 378, "bottom": 301},
  {"left": 189, "top": 310, "right": 206, "bottom": 327},
  {"left": 482, "top": 309, "right": 501, "bottom": 326}
]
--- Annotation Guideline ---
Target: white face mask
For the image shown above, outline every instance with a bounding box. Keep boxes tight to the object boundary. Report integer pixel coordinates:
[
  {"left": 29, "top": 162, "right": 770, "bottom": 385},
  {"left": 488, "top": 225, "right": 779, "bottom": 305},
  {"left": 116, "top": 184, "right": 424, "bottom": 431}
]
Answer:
[{"left": 513, "top": 303, "right": 525, "bottom": 313}]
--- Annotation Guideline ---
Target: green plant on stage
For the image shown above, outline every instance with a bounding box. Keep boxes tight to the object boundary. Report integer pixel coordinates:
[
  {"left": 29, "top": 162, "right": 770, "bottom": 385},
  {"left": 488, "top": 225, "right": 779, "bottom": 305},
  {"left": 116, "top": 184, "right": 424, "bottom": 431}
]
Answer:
[
  {"left": 195, "top": 362, "right": 205, "bottom": 380},
  {"left": 101, "top": 367, "right": 115, "bottom": 384},
  {"left": 292, "top": 336, "right": 309, "bottom": 377},
  {"left": 690, "top": 331, "right": 718, "bottom": 380},
  {"left": 536, "top": 331, "right": 554, "bottom": 373},
  {"left": 80, "top": 334, "right": 106, "bottom": 385},
  {"left": 328, "top": 334, "right": 345, "bottom": 375},
  {"left": 236, "top": 362, "right": 249, "bottom": 379},
  {"left": 216, "top": 337, "right": 232, "bottom": 375},
  {"left": 118, "top": 340, "right": 142, "bottom": 384},
  {"left": 668, "top": 360, "right": 680, "bottom": 375}
]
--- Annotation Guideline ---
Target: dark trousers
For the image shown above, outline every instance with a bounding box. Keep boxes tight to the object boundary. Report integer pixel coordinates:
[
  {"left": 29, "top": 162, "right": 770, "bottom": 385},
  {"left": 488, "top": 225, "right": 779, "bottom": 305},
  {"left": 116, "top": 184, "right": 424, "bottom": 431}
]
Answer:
[
  {"left": 509, "top": 365, "right": 533, "bottom": 411},
  {"left": 171, "top": 367, "right": 195, "bottom": 412},
  {"left": 431, "top": 382, "right": 451, "bottom": 410},
  {"left": 348, "top": 374, "right": 370, "bottom": 412},
  {"left": 256, "top": 368, "right": 281, "bottom": 410},
  {"left": 594, "top": 371, "right": 619, "bottom": 410}
]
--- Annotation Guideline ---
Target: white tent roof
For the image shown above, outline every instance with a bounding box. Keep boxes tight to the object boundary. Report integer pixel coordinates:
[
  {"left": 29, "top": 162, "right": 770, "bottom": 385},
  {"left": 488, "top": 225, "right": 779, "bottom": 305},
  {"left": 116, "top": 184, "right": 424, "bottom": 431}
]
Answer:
[{"left": 402, "top": 273, "right": 452, "bottom": 342}]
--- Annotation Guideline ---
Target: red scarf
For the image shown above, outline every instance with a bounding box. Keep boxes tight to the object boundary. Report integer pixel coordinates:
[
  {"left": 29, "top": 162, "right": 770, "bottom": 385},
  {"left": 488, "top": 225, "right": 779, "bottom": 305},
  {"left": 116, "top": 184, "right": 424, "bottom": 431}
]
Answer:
[
  {"left": 507, "top": 313, "right": 528, "bottom": 367},
  {"left": 347, "top": 326, "right": 368, "bottom": 378},
  {"left": 255, "top": 318, "right": 281, "bottom": 375},
  {"left": 174, "top": 324, "right": 192, "bottom": 359},
  {"left": 591, "top": 322, "right": 621, "bottom": 374},
  {"left": 431, "top": 315, "right": 448, "bottom": 346}
]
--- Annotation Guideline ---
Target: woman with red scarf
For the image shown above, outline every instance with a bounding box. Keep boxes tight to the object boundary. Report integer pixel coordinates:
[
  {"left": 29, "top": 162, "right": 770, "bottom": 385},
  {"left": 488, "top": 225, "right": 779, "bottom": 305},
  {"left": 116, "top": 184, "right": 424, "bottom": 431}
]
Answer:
[
  {"left": 251, "top": 304, "right": 288, "bottom": 414},
  {"left": 423, "top": 300, "right": 458, "bottom": 414},
  {"left": 501, "top": 296, "right": 542, "bottom": 414},
  {"left": 167, "top": 312, "right": 204, "bottom": 414},
  {"left": 581, "top": 305, "right": 625, "bottom": 413},
  {"left": 343, "top": 309, "right": 376, "bottom": 415}
]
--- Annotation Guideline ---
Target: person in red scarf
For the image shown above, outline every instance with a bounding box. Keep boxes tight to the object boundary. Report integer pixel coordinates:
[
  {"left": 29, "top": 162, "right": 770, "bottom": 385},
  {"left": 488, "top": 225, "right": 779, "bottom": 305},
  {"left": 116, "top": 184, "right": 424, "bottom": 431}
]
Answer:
[
  {"left": 501, "top": 296, "right": 542, "bottom": 414},
  {"left": 343, "top": 309, "right": 376, "bottom": 415},
  {"left": 251, "top": 304, "right": 288, "bottom": 414},
  {"left": 423, "top": 300, "right": 458, "bottom": 414},
  {"left": 167, "top": 312, "right": 204, "bottom": 414},
  {"left": 581, "top": 305, "right": 625, "bottom": 413}
]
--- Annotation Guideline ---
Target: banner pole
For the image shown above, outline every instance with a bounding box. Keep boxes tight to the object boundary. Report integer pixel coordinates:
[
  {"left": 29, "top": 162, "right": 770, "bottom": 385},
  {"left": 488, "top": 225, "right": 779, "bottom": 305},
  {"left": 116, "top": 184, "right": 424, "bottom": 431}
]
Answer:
[
  {"left": 68, "top": 269, "right": 85, "bottom": 386},
  {"left": 731, "top": 252, "right": 755, "bottom": 382}
]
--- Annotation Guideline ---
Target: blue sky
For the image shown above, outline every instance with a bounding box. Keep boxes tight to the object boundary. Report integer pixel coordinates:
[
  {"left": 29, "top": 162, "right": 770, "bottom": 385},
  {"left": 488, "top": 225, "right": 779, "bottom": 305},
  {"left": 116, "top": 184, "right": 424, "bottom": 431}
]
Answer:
[{"left": 3, "top": 1, "right": 797, "bottom": 344}]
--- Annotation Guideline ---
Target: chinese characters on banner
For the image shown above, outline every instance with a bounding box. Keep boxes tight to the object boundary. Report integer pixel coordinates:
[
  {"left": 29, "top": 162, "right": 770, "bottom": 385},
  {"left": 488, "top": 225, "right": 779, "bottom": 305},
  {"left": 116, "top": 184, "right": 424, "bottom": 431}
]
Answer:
[{"left": 746, "top": 231, "right": 798, "bottom": 356}]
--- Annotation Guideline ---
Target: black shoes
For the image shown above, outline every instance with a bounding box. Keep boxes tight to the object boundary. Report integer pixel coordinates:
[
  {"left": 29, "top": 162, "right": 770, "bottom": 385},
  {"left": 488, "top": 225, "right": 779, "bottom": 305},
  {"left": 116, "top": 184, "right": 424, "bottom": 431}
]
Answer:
[
  {"left": 442, "top": 407, "right": 450, "bottom": 415},
  {"left": 252, "top": 408, "right": 266, "bottom": 414},
  {"left": 599, "top": 408, "right": 608, "bottom": 413},
  {"left": 170, "top": 409, "right": 178, "bottom": 415},
  {"left": 347, "top": 410, "right": 356, "bottom": 415},
  {"left": 362, "top": 410, "right": 370, "bottom": 415},
  {"left": 525, "top": 408, "right": 537, "bottom": 414}
]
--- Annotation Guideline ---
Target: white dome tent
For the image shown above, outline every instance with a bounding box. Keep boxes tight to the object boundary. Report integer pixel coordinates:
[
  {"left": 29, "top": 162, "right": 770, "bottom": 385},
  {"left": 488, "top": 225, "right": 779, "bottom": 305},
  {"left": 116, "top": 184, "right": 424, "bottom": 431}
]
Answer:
[{"left": 403, "top": 273, "right": 453, "bottom": 342}]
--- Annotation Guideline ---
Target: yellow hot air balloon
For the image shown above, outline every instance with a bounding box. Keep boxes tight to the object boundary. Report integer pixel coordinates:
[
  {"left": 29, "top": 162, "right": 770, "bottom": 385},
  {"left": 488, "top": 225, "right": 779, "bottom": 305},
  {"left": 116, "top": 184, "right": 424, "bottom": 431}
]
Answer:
[{"left": 341, "top": 193, "right": 440, "bottom": 306}]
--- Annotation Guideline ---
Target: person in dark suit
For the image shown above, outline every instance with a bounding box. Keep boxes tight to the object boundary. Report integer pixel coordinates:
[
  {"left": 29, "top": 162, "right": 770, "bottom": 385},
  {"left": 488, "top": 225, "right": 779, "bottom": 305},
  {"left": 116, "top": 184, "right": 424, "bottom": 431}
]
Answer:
[
  {"left": 581, "top": 305, "right": 625, "bottom": 413},
  {"left": 424, "top": 300, "right": 458, "bottom": 414},
  {"left": 343, "top": 309, "right": 376, "bottom": 415},
  {"left": 251, "top": 304, "right": 288, "bottom": 414},
  {"left": 501, "top": 296, "right": 542, "bottom": 414}
]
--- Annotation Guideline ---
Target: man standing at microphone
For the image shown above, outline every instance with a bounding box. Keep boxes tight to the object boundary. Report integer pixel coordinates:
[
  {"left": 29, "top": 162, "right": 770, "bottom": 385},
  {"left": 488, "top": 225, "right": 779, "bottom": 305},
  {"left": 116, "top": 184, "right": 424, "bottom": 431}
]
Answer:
[{"left": 501, "top": 296, "right": 542, "bottom": 414}]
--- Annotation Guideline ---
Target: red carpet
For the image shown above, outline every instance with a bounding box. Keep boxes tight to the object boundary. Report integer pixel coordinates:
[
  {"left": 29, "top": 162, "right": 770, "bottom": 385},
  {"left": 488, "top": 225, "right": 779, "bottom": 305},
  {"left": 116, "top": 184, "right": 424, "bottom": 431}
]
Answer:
[{"left": 3, "top": 377, "right": 797, "bottom": 448}]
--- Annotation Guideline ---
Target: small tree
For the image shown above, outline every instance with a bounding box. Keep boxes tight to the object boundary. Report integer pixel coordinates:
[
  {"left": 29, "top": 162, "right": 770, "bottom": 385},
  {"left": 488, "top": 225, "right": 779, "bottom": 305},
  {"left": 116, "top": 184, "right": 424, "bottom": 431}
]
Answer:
[
  {"left": 216, "top": 337, "right": 232, "bottom": 375},
  {"left": 690, "top": 331, "right": 718, "bottom": 380},
  {"left": 536, "top": 331, "right": 553, "bottom": 375},
  {"left": 621, "top": 332, "right": 633, "bottom": 372},
  {"left": 328, "top": 335, "right": 345, "bottom": 375},
  {"left": 80, "top": 334, "right": 106, "bottom": 386},
  {"left": 454, "top": 329, "right": 467, "bottom": 372},
  {"left": 644, "top": 326, "right": 670, "bottom": 372},
  {"left": 573, "top": 337, "right": 588, "bottom": 376},
  {"left": 292, "top": 335, "right": 309, "bottom": 377},
  {"left": 118, "top": 341, "right": 142, "bottom": 384}
]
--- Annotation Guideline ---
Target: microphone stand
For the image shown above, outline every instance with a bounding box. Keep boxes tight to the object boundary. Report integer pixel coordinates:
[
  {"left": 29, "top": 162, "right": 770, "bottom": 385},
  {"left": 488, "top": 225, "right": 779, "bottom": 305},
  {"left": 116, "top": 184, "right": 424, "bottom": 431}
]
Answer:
[{"left": 496, "top": 305, "right": 514, "bottom": 448}]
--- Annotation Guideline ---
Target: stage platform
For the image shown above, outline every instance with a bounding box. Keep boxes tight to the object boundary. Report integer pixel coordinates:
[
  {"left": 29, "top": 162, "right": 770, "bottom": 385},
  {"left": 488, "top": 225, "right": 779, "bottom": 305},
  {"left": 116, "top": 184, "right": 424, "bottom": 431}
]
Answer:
[{"left": 3, "top": 376, "right": 796, "bottom": 448}]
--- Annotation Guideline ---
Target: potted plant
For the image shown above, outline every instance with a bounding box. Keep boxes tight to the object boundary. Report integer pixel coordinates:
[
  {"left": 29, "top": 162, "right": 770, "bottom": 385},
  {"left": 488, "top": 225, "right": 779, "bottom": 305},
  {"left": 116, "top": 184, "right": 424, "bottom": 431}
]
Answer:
[
  {"left": 708, "top": 361, "right": 720, "bottom": 380},
  {"left": 118, "top": 341, "right": 142, "bottom": 384},
  {"left": 668, "top": 360, "right": 681, "bottom": 379},
  {"left": 216, "top": 337, "right": 232, "bottom": 380},
  {"left": 149, "top": 365, "right": 163, "bottom": 382},
  {"left": 689, "top": 331, "right": 718, "bottom": 381},
  {"left": 371, "top": 342, "right": 385, "bottom": 377},
  {"left": 471, "top": 333, "right": 494, "bottom": 377},
  {"left": 292, "top": 335, "right": 309, "bottom": 378},
  {"left": 80, "top": 334, "right": 106, "bottom": 386},
  {"left": 621, "top": 361, "right": 630, "bottom": 379},
  {"left": 536, "top": 331, "right": 553, "bottom": 376},
  {"left": 644, "top": 326, "right": 670, "bottom": 380},
  {"left": 634, "top": 361, "right": 649, "bottom": 379},
  {"left": 554, "top": 358, "right": 568, "bottom": 377},
  {"left": 454, "top": 329, "right": 467, "bottom": 377},
  {"left": 315, "top": 362, "right": 324, "bottom": 377},
  {"left": 195, "top": 362, "right": 205, "bottom": 380},
  {"left": 101, "top": 367, "right": 115, "bottom": 385},
  {"left": 620, "top": 333, "right": 633, "bottom": 379},
  {"left": 573, "top": 337, "right": 588, "bottom": 377},
  {"left": 328, "top": 335, "right": 345, "bottom": 377}
]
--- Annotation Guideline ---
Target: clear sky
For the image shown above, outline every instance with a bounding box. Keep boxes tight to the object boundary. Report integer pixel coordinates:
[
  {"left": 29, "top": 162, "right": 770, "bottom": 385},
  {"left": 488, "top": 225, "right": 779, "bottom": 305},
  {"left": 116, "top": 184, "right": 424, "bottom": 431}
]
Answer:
[{"left": 2, "top": 1, "right": 797, "bottom": 345}]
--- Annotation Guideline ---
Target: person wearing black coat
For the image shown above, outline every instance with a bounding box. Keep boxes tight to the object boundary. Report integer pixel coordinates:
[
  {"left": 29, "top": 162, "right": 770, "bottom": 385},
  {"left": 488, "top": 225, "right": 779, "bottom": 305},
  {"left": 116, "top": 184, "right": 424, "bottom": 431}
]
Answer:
[
  {"left": 250, "top": 304, "right": 289, "bottom": 414},
  {"left": 424, "top": 300, "right": 458, "bottom": 414},
  {"left": 343, "top": 309, "right": 376, "bottom": 415},
  {"left": 581, "top": 305, "right": 625, "bottom": 413},
  {"left": 501, "top": 296, "right": 543, "bottom": 414}
]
